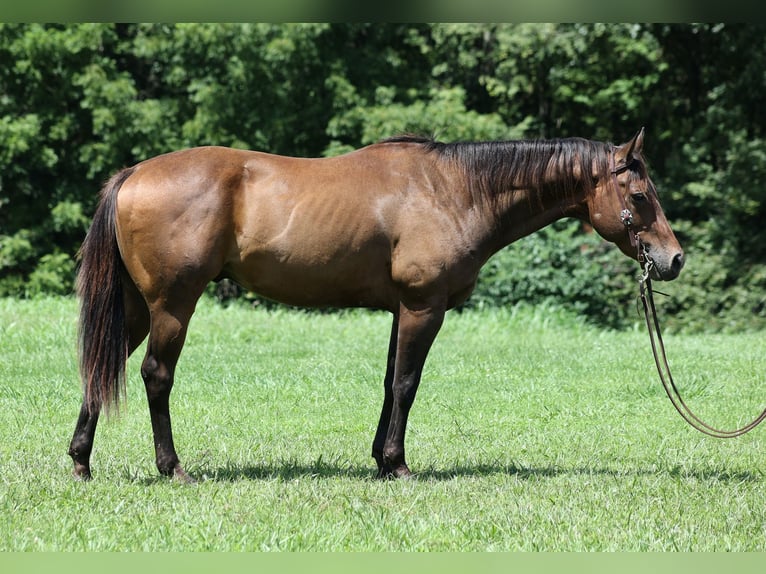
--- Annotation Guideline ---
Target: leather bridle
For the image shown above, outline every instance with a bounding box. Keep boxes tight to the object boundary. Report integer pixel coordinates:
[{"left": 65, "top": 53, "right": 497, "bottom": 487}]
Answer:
[{"left": 611, "top": 153, "right": 766, "bottom": 438}]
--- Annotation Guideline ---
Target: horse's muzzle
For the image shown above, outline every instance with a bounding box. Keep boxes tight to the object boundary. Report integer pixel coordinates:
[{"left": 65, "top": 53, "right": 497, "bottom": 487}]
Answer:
[{"left": 651, "top": 251, "right": 684, "bottom": 281}]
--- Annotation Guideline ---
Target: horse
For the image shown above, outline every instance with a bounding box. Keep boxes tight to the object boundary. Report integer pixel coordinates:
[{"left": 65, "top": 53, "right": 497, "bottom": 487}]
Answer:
[{"left": 68, "top": 128, "right": 684, "bottom": 482}]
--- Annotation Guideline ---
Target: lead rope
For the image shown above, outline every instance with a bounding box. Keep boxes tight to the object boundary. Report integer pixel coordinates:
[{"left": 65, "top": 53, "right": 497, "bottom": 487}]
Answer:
[{"left": 637, "top": 257, "right": 766, "bottom": 438}]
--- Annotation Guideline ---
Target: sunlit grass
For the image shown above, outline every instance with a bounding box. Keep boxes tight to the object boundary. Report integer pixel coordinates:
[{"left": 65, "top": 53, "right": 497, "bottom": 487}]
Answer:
[{"left": 1, "top": 297, "right": 765, "bottom": 550}]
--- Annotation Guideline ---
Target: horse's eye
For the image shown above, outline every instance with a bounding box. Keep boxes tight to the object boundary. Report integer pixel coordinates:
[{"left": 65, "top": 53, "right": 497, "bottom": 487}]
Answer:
[{"left": 631, "top": 192, "right": 648, "bottom": 203}]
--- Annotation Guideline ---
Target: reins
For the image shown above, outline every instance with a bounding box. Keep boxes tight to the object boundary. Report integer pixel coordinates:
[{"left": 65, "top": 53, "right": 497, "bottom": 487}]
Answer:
[{"left": 611, "top": 157, "right": 766, "bottom": 438}]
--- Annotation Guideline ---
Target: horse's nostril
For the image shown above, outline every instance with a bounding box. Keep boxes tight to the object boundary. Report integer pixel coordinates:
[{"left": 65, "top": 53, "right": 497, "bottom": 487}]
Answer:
[{"left": 672, "top": 252, "right": 685, "bottom": 273}]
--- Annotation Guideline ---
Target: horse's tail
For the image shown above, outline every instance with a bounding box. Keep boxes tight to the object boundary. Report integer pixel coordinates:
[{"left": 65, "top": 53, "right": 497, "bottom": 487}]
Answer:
[{"left": 77, "top": 167, "right": 135, "bottom": 415}]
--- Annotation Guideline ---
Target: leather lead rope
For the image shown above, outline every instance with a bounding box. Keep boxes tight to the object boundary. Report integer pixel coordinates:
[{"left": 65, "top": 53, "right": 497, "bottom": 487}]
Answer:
[
  {"left": 638, "top": 263, "right": 766, "bottom": 438},
  {"left": 610, "top": 151, "right": 766, "bottom": 438}
]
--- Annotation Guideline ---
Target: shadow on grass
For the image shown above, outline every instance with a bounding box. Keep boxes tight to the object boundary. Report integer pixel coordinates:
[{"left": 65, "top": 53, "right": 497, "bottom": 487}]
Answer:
[
  {"left": 144, "top": 459, "right": 762, "bottom": 484},
  {"left": 417, "top": 463, "right": 763, "bottom": 483}
]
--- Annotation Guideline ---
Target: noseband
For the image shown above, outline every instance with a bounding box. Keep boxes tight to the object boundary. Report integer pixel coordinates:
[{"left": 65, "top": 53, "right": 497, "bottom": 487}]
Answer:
[{"left": 610, "top": 153, "right": 766, "bottom": 438}]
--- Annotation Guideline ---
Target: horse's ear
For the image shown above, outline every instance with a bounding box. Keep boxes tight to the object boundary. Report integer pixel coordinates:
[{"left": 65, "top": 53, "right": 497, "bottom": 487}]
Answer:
[
  {"left": 631, "top": 127, "right": 644, "bottom": 155},
  {"left": 614, "top": 127, "right": 645, "bottom": 166}
]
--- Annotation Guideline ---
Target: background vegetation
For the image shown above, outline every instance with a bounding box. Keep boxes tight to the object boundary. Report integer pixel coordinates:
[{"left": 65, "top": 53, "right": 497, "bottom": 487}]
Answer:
[{"left": 1, "top": 23, "right": 765, "bottom": 331}]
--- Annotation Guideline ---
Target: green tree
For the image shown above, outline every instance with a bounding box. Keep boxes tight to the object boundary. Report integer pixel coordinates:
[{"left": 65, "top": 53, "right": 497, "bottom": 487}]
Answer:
[
  {"left": 0, "top": 24, "right": 120, "bottom": 295},
  {"left": 1, "top": 23, "right": 764, "bottom": 331}
]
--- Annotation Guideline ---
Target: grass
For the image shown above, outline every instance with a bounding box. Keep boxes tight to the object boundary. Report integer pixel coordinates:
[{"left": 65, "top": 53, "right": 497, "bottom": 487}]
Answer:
[{"left": 0, "top": 296, "right": 765, "bottom": 551}]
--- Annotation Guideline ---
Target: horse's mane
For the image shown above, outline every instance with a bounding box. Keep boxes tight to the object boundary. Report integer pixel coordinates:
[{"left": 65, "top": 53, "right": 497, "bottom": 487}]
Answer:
[{"left": 380, "top": 134, "right": 614, "bottom": 204}]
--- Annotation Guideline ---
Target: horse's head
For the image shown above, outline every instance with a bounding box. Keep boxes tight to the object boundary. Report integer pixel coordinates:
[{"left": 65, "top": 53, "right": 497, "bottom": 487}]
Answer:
[{"left": 588, "top": 128, "right": 684, "bottom": 281}]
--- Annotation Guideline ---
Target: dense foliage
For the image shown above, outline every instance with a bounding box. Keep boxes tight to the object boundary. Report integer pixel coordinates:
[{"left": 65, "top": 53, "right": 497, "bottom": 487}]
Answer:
[{"left": 1, "top": 23, "right": 764, "bottom": 331}]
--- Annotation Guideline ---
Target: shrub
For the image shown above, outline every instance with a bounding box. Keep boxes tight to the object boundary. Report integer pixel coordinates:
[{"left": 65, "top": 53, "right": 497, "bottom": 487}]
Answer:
[{"left": 465, "top": 221, "right": 638, "bottom": 330}]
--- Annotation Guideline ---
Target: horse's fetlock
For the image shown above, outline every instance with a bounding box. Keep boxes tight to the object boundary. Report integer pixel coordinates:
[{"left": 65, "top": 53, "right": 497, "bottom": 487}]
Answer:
[
  {"left": 382, "top": 445, "right": 404, "bottom": 468},
  {"left": 68, "top": 440, "right": 91, "bottom": 462}
]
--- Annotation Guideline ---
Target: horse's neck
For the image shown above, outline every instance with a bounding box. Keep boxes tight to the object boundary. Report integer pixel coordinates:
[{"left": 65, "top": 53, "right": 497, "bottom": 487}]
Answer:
[{"left": 474, "top": 162, "right": 590, "bottom": 256}]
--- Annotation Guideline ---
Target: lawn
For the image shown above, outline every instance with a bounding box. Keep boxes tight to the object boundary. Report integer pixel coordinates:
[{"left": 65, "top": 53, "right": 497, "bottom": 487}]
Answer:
[{"left": 0, "top": 297, "right": 764, "bottom": 551}]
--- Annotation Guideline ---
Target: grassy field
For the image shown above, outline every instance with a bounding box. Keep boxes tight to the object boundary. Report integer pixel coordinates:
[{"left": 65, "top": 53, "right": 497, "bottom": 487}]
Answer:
[{"left": 0, "top": 296, "right": 765, "bottom": 551}]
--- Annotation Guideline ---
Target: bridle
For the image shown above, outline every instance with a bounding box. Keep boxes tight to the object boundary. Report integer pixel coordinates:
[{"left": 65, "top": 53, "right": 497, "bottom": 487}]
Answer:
[{"left": 611, "top": 154, "right": 766, "bottom": 438}]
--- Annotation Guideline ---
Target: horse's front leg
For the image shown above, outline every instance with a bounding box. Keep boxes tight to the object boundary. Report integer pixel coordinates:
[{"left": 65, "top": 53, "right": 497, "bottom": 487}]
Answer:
[
  {"left": 379, "top": 301, "right": 445, "bottom": 478},
  {"left": 372, "top": 313, "right": 399, "bottom": 476}
]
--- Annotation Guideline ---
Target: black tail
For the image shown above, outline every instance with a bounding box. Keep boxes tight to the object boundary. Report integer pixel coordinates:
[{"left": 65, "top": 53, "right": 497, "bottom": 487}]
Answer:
[{"left": 77, "top": 167, "right": 135, "bottom": 415}]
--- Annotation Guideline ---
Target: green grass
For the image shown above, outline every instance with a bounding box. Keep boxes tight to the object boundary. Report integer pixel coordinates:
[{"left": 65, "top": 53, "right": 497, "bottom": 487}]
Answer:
[{"left": 1, "top": 297, "right": 765, "bottom": 551}]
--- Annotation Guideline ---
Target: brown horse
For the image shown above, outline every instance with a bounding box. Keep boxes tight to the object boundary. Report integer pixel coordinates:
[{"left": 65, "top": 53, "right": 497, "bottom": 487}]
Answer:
[{"left": 68, "top": 128, "right": 684, "bottom": 481}]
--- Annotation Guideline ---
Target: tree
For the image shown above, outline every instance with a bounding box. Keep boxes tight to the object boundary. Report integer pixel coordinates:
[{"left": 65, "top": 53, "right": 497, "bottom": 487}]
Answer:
[{"left": 1, "top": 23, "right": 764, "bottom": 331}]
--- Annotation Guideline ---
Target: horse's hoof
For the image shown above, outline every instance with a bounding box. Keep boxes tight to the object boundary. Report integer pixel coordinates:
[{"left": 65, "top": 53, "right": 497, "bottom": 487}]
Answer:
[
  {"left": 394, "top": 465, "right": 414, "bottom": 479},
  {"left": 376, "top": 463, "right": 413, "bottom": 480},
  {"left": 173, "top": 466, "right": 197, "bottom": 484},
  {"left": 72, "top": 462, "right": 92, "bottom": 481},
  {"left": 376, "top": 467, "right": 394, "bottom": 480}
]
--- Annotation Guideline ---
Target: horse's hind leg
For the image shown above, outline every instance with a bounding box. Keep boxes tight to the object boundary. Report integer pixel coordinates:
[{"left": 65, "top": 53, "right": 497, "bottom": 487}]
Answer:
[
  {"left": 68, "top": 403, "right": 100, "bottom": 480},
  {"left": 68, "top": 274, "right": 149, "bottom": 480},
  {"left": 140, "top": 299, "right": 197, "bottom": 482}
]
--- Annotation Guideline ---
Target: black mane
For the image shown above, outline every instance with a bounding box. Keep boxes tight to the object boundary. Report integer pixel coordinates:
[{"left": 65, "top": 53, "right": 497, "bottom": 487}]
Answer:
[{"left": 381, "top": 134, "right": 614, "bottom": 201}]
